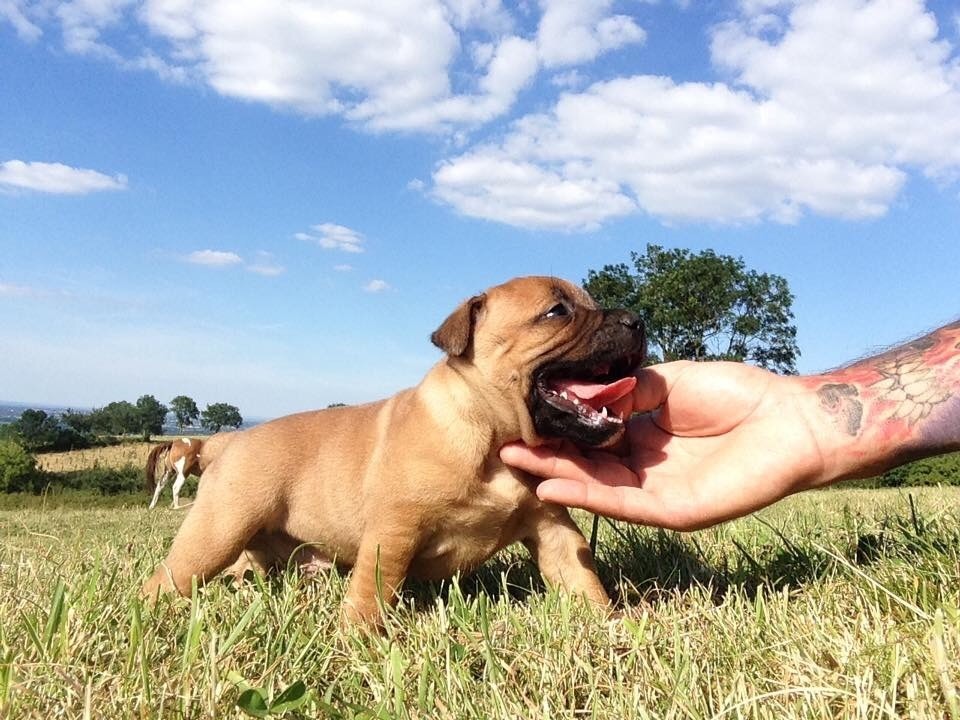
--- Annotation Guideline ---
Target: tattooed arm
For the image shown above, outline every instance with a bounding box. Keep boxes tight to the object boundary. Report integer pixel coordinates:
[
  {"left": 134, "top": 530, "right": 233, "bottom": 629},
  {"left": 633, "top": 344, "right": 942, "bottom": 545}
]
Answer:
[
  {"left": 803, "top": 320, "right": 960, "bottom": 485},
  {"left": 501, "top": 321, "right": 960, "bottom": 530}
]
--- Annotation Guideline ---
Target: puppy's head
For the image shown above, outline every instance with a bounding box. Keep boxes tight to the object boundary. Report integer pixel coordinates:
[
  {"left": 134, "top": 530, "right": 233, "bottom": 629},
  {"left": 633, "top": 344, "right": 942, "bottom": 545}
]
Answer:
[{"left": 431, "top": 276, "right": 645, "bottom": 447}]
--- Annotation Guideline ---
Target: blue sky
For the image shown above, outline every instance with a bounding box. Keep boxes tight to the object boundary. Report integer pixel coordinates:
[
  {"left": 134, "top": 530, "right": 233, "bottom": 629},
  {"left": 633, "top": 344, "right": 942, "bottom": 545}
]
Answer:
[{"left": 1, "top": 0, "right": 959, "bottom": 419}]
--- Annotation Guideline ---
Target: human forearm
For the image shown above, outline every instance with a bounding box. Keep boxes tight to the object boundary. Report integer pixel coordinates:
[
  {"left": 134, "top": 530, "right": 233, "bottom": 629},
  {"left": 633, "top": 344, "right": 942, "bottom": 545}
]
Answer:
[{"left": 801, "top": 320, "right": 960, "bottom": 485}]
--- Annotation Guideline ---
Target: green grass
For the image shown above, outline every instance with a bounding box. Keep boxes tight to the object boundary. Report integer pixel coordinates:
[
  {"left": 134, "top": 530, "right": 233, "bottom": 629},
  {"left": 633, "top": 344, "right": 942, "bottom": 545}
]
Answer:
[{"left": 1, "top": 487, "right": 958, "bottom": 718}]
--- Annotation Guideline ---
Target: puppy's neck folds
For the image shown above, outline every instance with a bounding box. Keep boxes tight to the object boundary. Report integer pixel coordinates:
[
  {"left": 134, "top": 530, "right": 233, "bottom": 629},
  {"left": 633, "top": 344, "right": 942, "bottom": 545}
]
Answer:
[{"left": 417, "top": 360, "right": 522, "bottom": 457}]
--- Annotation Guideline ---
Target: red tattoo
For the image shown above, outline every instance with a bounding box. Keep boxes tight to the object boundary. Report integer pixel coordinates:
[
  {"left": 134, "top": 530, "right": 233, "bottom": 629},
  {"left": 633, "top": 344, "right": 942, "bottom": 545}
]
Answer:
[{"left": 813, "top": 321, "right": 960, "bottom": 455}]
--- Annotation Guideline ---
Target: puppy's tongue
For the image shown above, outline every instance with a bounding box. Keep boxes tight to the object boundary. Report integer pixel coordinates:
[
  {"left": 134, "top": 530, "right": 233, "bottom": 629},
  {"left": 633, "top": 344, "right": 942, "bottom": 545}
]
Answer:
[{"left": 551, "top": 376, "right": 636, "bottom": 409}]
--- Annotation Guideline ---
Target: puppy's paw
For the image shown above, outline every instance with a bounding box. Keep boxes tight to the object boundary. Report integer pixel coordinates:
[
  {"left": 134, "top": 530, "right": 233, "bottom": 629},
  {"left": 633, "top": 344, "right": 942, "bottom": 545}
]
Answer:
[
  {"left": 340, "top": 596, "right": 384, "bottom": 630},
  {"left": 140, "top": 565, "right": 182, "bottom": 606}
]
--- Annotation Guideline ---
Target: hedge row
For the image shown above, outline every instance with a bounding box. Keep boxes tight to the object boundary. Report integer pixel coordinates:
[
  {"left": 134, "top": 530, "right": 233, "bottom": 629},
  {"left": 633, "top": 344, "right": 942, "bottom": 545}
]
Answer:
[{"left": 849, "top": 451, "right": 960, "bottom": 488}]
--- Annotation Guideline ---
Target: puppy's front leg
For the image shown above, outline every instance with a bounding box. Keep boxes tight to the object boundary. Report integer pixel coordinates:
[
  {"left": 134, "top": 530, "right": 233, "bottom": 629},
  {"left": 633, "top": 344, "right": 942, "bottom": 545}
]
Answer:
[
  {"left": 523, "top": 505, "right": 610, "bottom": 606},
  {"left": 343, "top": 526, "right": 419, "bottom": 625}
]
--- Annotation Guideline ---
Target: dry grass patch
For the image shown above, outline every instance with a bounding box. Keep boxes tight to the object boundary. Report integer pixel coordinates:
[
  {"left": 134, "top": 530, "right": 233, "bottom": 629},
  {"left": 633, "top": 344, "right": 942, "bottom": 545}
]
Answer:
[{"left": 36, "top": 436, "right": 198, "bottom": 473}]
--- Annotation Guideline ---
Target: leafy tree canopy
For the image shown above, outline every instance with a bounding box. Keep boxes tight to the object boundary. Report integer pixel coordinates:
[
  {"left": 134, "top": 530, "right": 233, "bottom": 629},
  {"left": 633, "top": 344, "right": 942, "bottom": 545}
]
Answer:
[
  {"left": 9, "top": 409, "right": 60, "bottom": 451},
  {"left": 90, "top": 401, "right": 140, "bottom": 436},
  {"left": 201, "top": 403, "right": 243, "bottom": 433},
  {"left": 6, "top": 409, "right": 88, "bottom": 452},
  {"left": 135, "top": 395, "right": 169, "bottom": 442},
  {"left": 60, "top": 409, "right": 94, "bottom": 437},
  {"left": 169, "top": 395, "right": 200, "bottom": 433},
  {"left": 584, "top": 244, "right": 799, "bottom": 374}
]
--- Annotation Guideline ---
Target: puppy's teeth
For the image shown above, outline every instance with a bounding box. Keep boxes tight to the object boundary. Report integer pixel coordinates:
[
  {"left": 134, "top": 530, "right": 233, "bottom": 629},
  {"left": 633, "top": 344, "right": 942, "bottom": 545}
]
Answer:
[
  {"left": 572, "top": 397, "right": 580, "bottom": 405},
  {"left": 560, "top": 391, "right": 568, "bottom": 400},
  {"left": 600, "top": 406, "right": 608, "bottom": 418}
]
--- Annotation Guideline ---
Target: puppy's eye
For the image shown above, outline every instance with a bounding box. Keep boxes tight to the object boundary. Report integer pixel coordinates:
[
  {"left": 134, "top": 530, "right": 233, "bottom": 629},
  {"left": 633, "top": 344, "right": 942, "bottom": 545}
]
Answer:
[{"left": 543, "top": 303, "right": 569, "bottom": 319}]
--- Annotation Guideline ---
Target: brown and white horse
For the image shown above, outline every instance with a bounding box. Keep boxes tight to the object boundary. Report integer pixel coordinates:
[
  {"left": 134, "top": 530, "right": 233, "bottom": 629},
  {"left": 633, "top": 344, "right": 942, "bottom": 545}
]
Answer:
[
  {"left": 145, "top": 433, "right": 236, "bottom": 509},
  {"left": 144, "top": 438, "right": 205, "bottom": 509}
]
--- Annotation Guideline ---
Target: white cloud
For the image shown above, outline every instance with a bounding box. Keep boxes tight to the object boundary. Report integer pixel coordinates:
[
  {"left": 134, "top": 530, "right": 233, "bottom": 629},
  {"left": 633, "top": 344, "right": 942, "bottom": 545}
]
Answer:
[
  {"left": 443, "top": 0, "right": 514, "bottom": 34},
  {"left": 433, "top": 0, "right": 960, "bottom": 227},
  {"left": 0, "top": 160, "right": 128, "bottom": 194},
  {"left": 349, "top": 35, "right": 539, "bottom": 131},
  {"left": 247, "top": 264, "right": 285, "bottom": 276},
  {"left": 137, "top": 0, "right": 538, "bottom": 132},
  {"left": 0, "top": 0, "right": 42, "bottom": 40},
  {"left": 536, "top": 0, "right": 645, "bottom": 68},
  {"left": 4, "top": 0, "right": 643, "bottom": 133},
  {"left": 333, "top": 264, "right": 353, "bottom": 272},
  {"left": 432, "top": 152, "right": 635, "bottom": 230},
  {"left": 296, "top": 223, "right": 366, "bottom": 253},
  {"left": 56, "top": 0, "right": 135, "bottom": 55},
  {"left": 185, "top": 249, "right": 243, "bottom": 266},
  {"left": 246, "top": 252, "right": 285, "bottom": 276},
  {"left": 363, "top": 279, "right": 391, "bottom": 293},
  {"left": 0, "top": 281, "right": 39, "bottom": 297},
  {"left": 9, "top": 0, "right": 960, "bottom": 229},
  {"left": 550, "top": 68, "right": 587, "bottom": 89}
]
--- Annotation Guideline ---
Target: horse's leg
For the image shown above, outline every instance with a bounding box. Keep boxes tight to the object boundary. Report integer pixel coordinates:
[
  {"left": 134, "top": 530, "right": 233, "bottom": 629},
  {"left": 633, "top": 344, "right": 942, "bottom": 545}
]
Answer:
[
  {"left": 171, "top": 457, "right": 187, "bottom": 509},
  {"left": 149, "top": 469, "right": 171, "bottom": 509}
]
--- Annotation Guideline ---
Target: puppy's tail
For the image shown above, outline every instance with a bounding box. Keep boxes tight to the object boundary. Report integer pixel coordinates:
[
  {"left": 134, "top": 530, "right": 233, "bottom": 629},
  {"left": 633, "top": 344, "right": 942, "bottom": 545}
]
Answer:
[{"left": 144, "top": 442, "right": 172, "bottom": 493}]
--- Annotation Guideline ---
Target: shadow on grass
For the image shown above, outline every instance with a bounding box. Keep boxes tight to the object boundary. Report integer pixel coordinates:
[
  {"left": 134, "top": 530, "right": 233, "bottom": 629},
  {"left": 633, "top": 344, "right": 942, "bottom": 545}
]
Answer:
[
  {"left": 403, "top": 496, "right": 960, "bottom": 611},
  {"left": 600, "top": 498, "right": 959, "bottom": 606}
]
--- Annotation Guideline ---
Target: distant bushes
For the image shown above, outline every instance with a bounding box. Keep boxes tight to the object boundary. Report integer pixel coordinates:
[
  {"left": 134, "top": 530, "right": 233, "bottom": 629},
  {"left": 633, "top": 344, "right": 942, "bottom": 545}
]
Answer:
[
  {"left": 45, "top": 465, "right": 144, "bottom": 495},
  {"left": 0, "top": 439, "right": 143, "bottom": 495}
]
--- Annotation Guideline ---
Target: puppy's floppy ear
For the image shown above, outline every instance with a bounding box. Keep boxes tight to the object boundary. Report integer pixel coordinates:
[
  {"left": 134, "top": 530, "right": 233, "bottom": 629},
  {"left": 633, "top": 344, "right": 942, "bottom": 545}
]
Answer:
[{"left": 431, "top": 294, "right": 486, "bottom": 357}]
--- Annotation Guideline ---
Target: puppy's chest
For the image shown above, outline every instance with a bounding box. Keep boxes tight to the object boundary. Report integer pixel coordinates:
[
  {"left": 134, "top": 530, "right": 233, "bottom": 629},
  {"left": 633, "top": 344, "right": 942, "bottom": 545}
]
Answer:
[{"left": 410, "top": 465, "right": 534, "bottom": 578}]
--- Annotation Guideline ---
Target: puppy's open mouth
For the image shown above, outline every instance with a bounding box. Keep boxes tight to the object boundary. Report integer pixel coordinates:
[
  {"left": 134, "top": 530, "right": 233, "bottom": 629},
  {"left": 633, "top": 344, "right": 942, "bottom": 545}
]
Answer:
[{"left": 532, "top": 352, "right": 643, "bottom": 446}]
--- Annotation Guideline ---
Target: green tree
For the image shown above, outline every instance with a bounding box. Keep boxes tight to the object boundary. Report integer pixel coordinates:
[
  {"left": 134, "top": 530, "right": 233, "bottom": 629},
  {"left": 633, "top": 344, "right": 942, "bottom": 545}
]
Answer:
[
  {"left": 0, "top": 440, "right": 40, "bottom": 493},
  {"left": 60, "top": 409, "right": 94, "bottom": 437},
  {"left": 169, "top": 395, "right": 200, "bottom": 433},
  {"left": 6, "top": 409, "right": 87, "bottom": 451},
  {"left": 584, "top": 244, "right": 799, "bottom": 373},
  {"left": 136, "top": 395, "right": 169, "bottom": 442},
  {"left": 10, "top": 409, "right": 60, "bottom": 451},
  {"left": 201, "top": 403, "right": 243, "bottom": 433},
  {"left": 91, "top": 401, "right": 140, "bottom": 436}
]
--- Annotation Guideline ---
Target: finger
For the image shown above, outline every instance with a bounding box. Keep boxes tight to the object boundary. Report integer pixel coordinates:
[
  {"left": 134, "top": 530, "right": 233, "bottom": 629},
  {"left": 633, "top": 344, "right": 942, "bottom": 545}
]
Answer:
[
  {"left": 500, "top": 443, "right": 606, "bottom": 484},
  {"left": 536, "top": 479, "right": 674, "bottom": 528}
]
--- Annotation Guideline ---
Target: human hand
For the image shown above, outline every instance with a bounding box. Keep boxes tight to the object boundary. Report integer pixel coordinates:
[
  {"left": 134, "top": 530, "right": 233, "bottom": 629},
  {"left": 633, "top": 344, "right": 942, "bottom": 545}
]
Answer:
[{"left": 502, "top": 361, "right": 832, "bottom": 530}]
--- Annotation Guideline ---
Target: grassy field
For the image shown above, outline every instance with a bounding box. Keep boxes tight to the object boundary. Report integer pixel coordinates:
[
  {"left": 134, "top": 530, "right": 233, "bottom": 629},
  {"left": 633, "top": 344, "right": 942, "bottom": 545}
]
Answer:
[{"left": 1, "top": 488, "right": 958, "bottom": 719}]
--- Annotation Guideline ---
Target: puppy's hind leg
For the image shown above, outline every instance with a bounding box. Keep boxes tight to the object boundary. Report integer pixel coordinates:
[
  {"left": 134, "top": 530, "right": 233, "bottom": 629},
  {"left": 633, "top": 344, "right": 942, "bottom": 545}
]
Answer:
[{"left": 141, "top": 471, "right": 266, "bottom": 600}]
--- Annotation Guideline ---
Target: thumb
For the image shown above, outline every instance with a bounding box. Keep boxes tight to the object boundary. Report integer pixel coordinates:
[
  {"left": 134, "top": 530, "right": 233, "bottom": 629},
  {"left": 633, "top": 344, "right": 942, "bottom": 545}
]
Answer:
[{"left": 631, "top": 361, "right": 694, "bottom": 414}]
